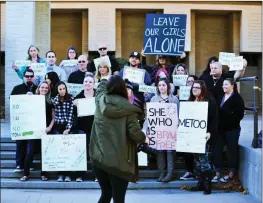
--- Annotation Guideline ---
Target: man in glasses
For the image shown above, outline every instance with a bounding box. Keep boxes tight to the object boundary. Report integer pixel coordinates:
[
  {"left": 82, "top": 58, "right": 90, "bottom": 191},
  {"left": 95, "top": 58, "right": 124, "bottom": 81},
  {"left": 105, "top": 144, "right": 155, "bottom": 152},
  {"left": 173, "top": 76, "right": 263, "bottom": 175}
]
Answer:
[
  {"left": 10, "top": 69, "right": 37, "bottom": 173},
  {"left": 68, "top": 55, "right": 89, "bottom": 84},
  {"left": 87, "top": 43, "right": 120, "bottom": 75}
]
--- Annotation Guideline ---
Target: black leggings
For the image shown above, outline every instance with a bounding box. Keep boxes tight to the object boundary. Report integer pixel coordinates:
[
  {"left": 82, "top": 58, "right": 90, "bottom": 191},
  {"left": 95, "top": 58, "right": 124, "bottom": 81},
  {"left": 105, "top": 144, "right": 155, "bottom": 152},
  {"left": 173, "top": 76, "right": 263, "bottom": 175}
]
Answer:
[{"left": 93, "top": 166, "right": 129, "bottom": 203}]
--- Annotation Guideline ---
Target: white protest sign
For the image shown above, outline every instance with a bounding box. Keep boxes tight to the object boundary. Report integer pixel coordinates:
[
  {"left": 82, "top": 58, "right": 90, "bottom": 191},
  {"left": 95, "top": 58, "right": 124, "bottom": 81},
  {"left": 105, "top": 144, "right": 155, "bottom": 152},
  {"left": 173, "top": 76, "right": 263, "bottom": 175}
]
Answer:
[
  {"left": 139, "top": 85, "right": 157, "bottom": 94},
  {"left": 10, "top": 95, "right": 46, "bottom": 140},
  {"left": 219, "top": 52, "right": 235, "bottom": 66},
  {"left": 138, "top": 152, "right": 148, "bottom": 166},
  {"left": 14, "top": 60, "right": 31, "bottom": 67},
  {"left": 123, "top": 66, "right": 145, "bottom": 84},
  {"left": 77, "top": 98, "right": 96, "bottom": 117},
  {"left": 177, "top": 102, "right": 208, "bottom": 154},
  {"left": 229, "top": 56, "right": 244, "bottom": 71},
  {"left": 179, "top": 86, "right": 191, "bottom": 101},
  {"left": 62, "top": 60, "right": 78, "bottom": 67},
  {"left": 173, "top": 75, "right": 188, "bottom": 86},
  {"left": 146, "top": 103, "right": 178, "bottom": 150},
  {"left": 66, "top": 83, "right": 83, "bottom": 97},
  {"left": 42, "top": 134, "right": 87, "bottom": 171},
  {"left": 30, "top": 63, "right": 47, "bottom": 76},
  {"left": 94, "top": 55, "right": 111, "bottom": 70}
]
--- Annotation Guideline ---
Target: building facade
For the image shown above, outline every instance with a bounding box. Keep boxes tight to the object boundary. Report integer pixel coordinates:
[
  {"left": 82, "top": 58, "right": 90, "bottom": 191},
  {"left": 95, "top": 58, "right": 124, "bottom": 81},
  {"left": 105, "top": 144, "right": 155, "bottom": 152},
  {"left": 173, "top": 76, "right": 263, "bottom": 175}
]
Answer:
[{"left": 0, "top": 1, "right": 262, "bottom": 119}]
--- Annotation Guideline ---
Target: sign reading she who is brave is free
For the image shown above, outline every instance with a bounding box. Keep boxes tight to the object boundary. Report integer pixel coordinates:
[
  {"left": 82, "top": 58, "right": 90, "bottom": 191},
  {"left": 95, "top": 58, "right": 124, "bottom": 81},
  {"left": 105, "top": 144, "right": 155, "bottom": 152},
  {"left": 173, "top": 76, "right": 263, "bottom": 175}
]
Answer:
[{"left": 143, "top": 14, "right": 187, "bottom": 56}]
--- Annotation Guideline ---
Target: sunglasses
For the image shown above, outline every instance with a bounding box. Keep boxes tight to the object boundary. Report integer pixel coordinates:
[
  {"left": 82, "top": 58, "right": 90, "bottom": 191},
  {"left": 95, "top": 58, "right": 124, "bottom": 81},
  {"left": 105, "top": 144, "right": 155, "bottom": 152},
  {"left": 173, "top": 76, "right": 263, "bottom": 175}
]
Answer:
[
  {"left": 24, "top": 75, "right": 34, "bottom": 78},
  {"left": 159, "top": 57, "right": 166, "bottom": 59},
  {"left": 99, "top": 47, "right": 107, "bottom": 51},
  {"left": 78, "top": 60, "right": 86, "bottom": 64}
]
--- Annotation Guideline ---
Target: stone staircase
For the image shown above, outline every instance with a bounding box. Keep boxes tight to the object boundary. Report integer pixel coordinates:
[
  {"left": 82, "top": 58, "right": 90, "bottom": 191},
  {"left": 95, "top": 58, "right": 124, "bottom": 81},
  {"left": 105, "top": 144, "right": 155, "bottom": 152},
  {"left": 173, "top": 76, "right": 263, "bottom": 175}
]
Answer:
[{"left": 0, "top": 137, "right": 198, "bottom": 189}]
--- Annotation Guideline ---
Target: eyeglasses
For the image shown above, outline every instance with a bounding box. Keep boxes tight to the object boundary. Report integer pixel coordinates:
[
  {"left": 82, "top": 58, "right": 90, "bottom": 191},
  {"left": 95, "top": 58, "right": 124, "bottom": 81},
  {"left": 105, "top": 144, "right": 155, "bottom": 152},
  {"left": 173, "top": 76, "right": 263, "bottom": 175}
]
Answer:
[
  {"left": 24, "top": 75, "right": 34, "bottom": 78},
  {"left": 78, "top": 60, "right": 86, "bottom": 64},
  {"left": 69, "top": 51, "right": 76, "bottom": 54},
  {"left": 98, "top": 47, "right": 107, "bottom": 51},
  {"left": 192, "top": 86, "right": 201, "bottom": 89}
]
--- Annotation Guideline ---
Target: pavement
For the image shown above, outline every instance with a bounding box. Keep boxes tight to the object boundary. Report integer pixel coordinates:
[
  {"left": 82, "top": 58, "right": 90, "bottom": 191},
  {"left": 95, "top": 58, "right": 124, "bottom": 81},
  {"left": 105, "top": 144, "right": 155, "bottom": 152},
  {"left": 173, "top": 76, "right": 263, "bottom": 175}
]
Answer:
[{"left": 1, "top": 189, "right": 261, "bottom": 203}]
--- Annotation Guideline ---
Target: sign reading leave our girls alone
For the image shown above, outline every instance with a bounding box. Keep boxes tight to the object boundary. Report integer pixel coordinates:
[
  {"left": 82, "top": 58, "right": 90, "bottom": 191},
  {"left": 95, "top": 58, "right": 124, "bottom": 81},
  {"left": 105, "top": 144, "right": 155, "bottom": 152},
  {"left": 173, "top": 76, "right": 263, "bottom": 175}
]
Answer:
[
  {"left": 10, "top": 95, "right": 46, "bottom": 140},
  {"left": 143, "top": 14, "right": 187, "bottom": 56},
  {"left": 146, "top": 103, "right": 178, "bottom": 150}
]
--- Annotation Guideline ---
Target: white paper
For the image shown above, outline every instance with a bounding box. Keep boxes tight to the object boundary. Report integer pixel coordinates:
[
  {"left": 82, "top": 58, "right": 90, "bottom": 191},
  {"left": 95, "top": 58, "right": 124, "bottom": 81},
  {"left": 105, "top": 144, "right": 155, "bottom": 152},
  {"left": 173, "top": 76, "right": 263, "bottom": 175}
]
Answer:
[
  {"left": 41, "top": 134, "right": 87, "bottom": 171},
  {"left": 94, "top": 56, "right": 111, "bottom": 70},
  {"left": 229, "top": 56, "right": 244, "bottom": 71},
  {"left": 10, "top": 95, "right": 46, "bottom": 140},
  {"left": 62, "top": 60, "right": 78, "bottom": 67},
  {"left": 66, "top": 83, "right": 83, "bottom": 97},
  {"left": 176, "top": 102, "right": 208, "bottom": 154},
  {"left": 14, "top": 60, "right": 31, "bottom": 67},
  {"left": 139, "top": 85, "right": 157, "bottom": 94},
  {"left": 219, "top": 52, "right": 235, "bottom": 66},
  {"left": 77, "top": 98, "right": 96, "bottom": 117},
  {"left": 138, "top": 152, "right": 148, "bottom": 166},
  {"left": 30, "top": 63, "right": 47, "bottom": 76},
  {"left": 179, "top": 86, "right": 191, "bottom": 101},
  {"left": 173, "top": 75, "right": 188, "bottom": 86},
  {"left": 123, "top": 66, "right": 145, "bottom": 84}
]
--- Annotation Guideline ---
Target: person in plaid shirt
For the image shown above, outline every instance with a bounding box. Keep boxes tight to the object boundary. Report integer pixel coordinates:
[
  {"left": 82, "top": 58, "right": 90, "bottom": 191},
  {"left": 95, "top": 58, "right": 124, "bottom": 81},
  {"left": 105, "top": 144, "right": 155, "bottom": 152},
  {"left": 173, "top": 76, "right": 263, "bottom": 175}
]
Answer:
[{"left": 51, "top": 81, "right": 74, "bottom": 182}]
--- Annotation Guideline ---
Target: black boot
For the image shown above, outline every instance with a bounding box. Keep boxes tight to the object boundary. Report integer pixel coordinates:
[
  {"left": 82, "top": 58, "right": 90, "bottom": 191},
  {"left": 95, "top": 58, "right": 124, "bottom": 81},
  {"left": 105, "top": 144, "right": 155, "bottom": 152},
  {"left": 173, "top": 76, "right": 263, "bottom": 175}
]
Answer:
[
  {"left": 189, "top": 173, "right": 204, "bottom": 191},
  {"left": 203, "top": 172, "right": 212, "bottom": 195},
  {"left": 162, "top": 152, "right": 174, "bottom": 183},
  {"left": 156, "top": 152, "right": 166, "bottom": 182}
]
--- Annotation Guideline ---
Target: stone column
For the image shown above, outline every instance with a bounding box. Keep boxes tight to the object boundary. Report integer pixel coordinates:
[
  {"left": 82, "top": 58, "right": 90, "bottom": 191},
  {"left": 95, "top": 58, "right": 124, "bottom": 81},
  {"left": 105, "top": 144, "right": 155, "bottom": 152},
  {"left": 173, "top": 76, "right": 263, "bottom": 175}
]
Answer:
[
  {"left": 189, "top": 11, "right": 196, "bottom": 75},
  {"left": 115, "top": 10, "right": 122, "bottom": 58},
  {"left": 82, "top": 10, "right": 89, "bottom": 55},
  {"left": 5, "top": 2, "right": 50, "bottom": 120}
]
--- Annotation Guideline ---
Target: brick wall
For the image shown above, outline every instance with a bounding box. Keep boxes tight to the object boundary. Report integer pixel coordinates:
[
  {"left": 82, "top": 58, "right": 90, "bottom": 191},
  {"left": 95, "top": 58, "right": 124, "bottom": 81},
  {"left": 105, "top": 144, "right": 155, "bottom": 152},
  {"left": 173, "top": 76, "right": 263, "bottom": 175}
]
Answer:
[
  {"left": 51, "top": 11, "right": 82, "bottom": 64},
  {"left": 0, "top": 2, "right": 5, "bottom": 51}
]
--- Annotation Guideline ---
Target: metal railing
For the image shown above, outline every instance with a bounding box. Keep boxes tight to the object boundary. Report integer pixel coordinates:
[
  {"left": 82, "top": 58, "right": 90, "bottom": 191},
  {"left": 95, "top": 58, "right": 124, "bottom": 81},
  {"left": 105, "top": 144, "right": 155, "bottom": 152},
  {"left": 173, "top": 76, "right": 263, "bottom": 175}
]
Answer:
[{"left": 237, "top": 76, "right": 260, "bottom": 148}]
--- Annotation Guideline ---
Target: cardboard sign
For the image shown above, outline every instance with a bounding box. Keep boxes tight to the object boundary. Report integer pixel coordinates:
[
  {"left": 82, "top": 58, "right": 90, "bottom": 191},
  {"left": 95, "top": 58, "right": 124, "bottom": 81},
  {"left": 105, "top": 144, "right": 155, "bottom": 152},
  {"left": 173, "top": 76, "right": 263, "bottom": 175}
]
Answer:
[
  {"left": 66, "top": 83, "right": 83, "bottom": 97},
  {"left": 62, "top": 60, "right": 78, "bottom": 67},
  {"left": 30, "top": 63, "right": 47, "bottom": 76},
  {"left": 10, "top": 95, "right": 46, "bottom": 140},
  {"left": 146, "top": 103, "right": 178, "bottom": 150},
  {"left": 77, "top": 98, "right": 96, "bottom": 117},
  {"left": 143, "top": 14, "right": 187, "bottom": 56},
  {"left": 179, "top": 86, "right": 191, "bottom": 101},
  {"left": 219, "top": 52, "right": 235, "bottom": 66},
  {"left": 139, "top": 85, "right": 157, "bottom": 94},
  {"left": 173, "top": 75, "right": 188, "bottom": 86},
  {"left": 123, "top": 66, "right": 145, "bottom": 84},
  {"left": 42, "top": 134, "right": 87, "bottom": 171},
  {"left": 229, "top": 56, "right": 244, "bottom": 71},
  {"left": 176, "top": 102, "right": 208, "bottom": 154},
  {"left": 14, "top": 60, "right": 31, "bottom": 67},
  {"left": 94, "top": 55, "right": 111, "bottom": 70}
]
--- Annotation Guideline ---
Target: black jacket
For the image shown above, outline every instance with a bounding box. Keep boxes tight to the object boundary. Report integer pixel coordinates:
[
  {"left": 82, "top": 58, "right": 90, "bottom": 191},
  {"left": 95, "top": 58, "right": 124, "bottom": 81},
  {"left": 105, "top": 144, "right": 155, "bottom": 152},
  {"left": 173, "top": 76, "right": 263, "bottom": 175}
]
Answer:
[
  {"left": 207, "top": 97, "right": 218, "bottom": 137},
  {"left": 87, "top": 55, "right": 120, "bottom": 74},
  {"left": 10, "top": 83, "right": 37, "bottom": 95},
  {"left": 218, "top": 92, "right": 245, "bottom": 132},
  {"left": 68, "top": 70, "right": 86, "bottom": 84}
]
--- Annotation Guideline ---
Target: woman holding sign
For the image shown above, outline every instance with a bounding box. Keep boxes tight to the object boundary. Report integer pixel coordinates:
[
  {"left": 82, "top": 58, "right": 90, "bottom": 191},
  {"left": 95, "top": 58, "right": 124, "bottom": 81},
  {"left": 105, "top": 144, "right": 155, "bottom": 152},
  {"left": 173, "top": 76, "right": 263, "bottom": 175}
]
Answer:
[
  {"left": 51, "top": 81, "right": 74, "bottom": 182},
  {"left": 45, "top": 71, "right": 60, "bottom": 98},
  {"left": 172, "top": 63, "right": 189, "bottom": 96},
  {"left": 150, "top": 78, "right": 179, "bottom": 183},
  {"left": 187, "top": 80, "right": 218, "bottom": 195}
]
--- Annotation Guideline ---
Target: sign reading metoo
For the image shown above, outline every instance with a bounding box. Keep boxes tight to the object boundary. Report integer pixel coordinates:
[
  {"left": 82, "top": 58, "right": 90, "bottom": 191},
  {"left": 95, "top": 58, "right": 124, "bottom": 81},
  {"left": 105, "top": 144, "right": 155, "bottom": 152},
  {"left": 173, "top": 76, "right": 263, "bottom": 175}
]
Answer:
[
  {"left": 146, "top": 103, "right": 178, "bottom": 150},
  {"left": 143, "top": 14, "right": 187, "bottom": 56},
  {"left": 176, "top": 102, "right": 208, "bottom": 154}
]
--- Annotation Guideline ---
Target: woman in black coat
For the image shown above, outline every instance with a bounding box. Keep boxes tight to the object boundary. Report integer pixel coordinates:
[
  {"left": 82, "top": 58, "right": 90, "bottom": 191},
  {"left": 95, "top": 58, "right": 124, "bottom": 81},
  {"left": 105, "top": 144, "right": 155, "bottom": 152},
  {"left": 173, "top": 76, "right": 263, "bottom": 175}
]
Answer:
[{"left": 212, "top": 78, "right": 245, "bottom": 183}]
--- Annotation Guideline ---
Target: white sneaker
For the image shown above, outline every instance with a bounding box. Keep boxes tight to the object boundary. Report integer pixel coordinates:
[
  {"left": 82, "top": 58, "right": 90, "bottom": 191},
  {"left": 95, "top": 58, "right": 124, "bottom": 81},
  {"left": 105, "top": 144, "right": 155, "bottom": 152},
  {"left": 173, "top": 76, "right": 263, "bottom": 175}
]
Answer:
[
  {"left": 180, "top": 172, "right": 194, "bottom": 180},
  {"left": 64, "top": 176, "right": 71, "bottom": 182},
  {"left": 211, "top": 175, "right": 220, "bottom": 183},
  {"left": 94, "top": 178, "right": 98, "bottom": 182},
  {"left": 14, "top": 166, "right": 23, "bottom": 173}
]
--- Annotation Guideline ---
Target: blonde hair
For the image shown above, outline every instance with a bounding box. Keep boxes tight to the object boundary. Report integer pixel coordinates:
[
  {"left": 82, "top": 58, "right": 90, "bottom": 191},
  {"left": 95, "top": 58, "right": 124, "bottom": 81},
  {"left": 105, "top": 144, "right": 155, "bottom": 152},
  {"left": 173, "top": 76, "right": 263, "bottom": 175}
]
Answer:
[
  {"left": 95, "top": 59, "right": 112, "bottom": 79},
  {"left": 36, "top": 81, "right": 52, "bottom": 104}
]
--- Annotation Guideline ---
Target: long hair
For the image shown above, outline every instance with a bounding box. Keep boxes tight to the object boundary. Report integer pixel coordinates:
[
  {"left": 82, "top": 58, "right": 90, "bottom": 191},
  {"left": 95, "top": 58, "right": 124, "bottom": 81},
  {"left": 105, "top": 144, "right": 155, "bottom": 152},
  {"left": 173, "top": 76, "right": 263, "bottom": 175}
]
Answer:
[
  {"left": 27, "top": 44, "right": 40, "bottom": 60},
  {"left": 36, "top": 81, "right": 52, "bottom": 104},
  {"left": 224, "top": 78, "right": 238, "bottom": 93},
  {"left": 55, "top": 81, "right": 71, "bottom": 101},
  {"left": 156, "top": 78, "right": 171, "bottom": 96},
  {"left": 67, "top": 46, "right": 78, "bottom": 59},
  {"left": 188, "top": 80, "right": 208, "bottom": 101},
  {"left": 202, "top": 56, "right": 218, "bottom": 75},
  {"left": 45, "top": 71, "right": 60, "bottom": 97},
  {"left": 186, "top": 75, "right": 198, "bottom": 85},
  {"left": 96, "top": 60, "right": 112, "bottom": 79},
  {"left": 107, "top": 75, "right": 128, "bottom": 100},
  {"left": 173, "top": 63, "right": 189, "bottom": 75}
]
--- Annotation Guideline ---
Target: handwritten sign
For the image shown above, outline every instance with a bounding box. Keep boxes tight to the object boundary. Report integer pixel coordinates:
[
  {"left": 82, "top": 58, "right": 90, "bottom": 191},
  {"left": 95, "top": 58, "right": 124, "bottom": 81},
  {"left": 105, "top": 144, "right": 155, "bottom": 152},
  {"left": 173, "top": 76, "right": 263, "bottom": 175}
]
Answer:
[
  {"left": 219, "top": 52, "right": 235, "bottom": 66},
  {"left": 10, "top": 95, "right": 46, "bottom": 140},
  {"left": 14, "top": 60, "right": 31, "bottom": 67},
  {"left": 143, "top": 14, "right": 187, "bottom": 56},
  {"left": 146, "top": 103, "right": 178, "bottom": 150},
  {"left": 77, "top": 98, "right": 96, "bottom": 117},
  {"left": 176, "top": 102, "right": 208, "bottom": 154},
  {"left": 229, "top": 56, "right": 244, "bottom": 71},
  {"left": 94, "top": 55, "right": 111, "bottom": 70},
  {"left": 173, "top": 75, "right": 188, "bottom": 86},
  {"left": 62, "top": 60, "right": 78, "bottom": 67},
  {"left": 42, "top": 134, "right": 87, "bottom": 171},
  {"left": 179, "top": 86, "right": 191, "bottom": 100},
  {"left": 123, "top": 66, "right": 145, "bottom": 84},
  {"left": 139, "top": 85, "right": 157, "bottom": 94},
  {"left": 30, "top": 63, "right": 47, "bottom": 76},
  {"left": 66, "top": 83, "right": 83, "bottom": 97},
  {"left": 138, "top": 152, "right": 148, "bottom": 166}
]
